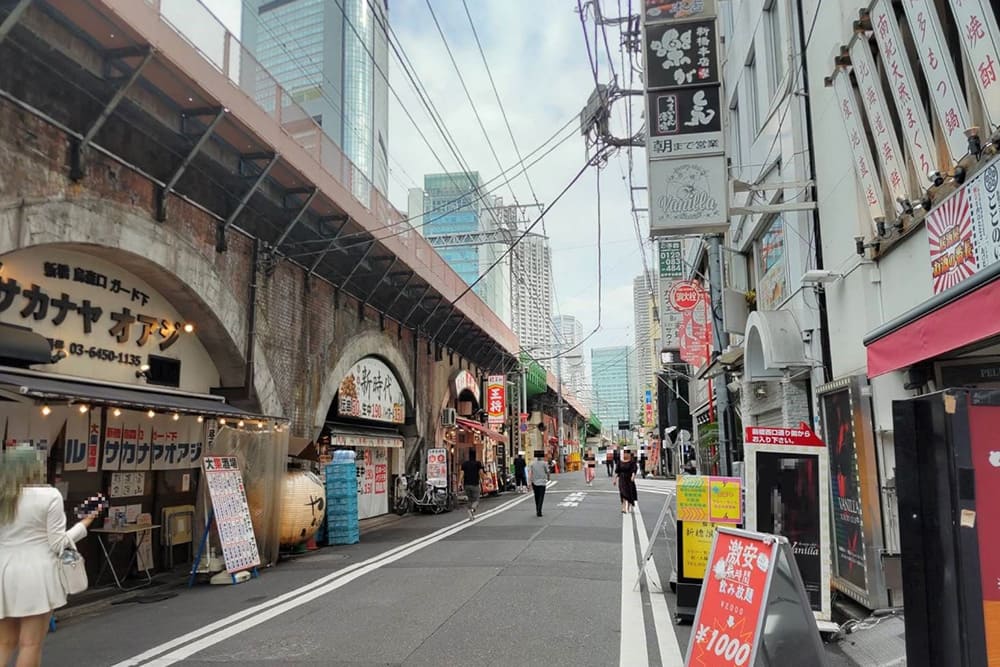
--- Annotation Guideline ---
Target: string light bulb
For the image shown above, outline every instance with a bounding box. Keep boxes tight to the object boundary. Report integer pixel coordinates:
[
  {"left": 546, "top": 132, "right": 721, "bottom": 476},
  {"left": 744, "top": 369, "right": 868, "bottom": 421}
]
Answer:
[
  {"left": 196, "top": 415, "right": 204, "bottom": 423},
  {"left": 172, "top": 413, "right": 180, "bottom": 421},
  {"left": 113, "top": 408, "right": 122, "bottom": 417},
  {"left": 41, "top": 405, "right": 51, "bottom": 416},
  {"left": 256, "top": 421, "right": 263, "bottom": 429},
  {"left": 147, "top": 409, "right": 155, "bottom": 418},
  {"left": 78, "top": 404, "right": 89, "bottom": 414},
  {"left": 237, "top": 420, "right": 245, "bottom": 428},
  {"left": 183, "top": 323, "right": 195, "bottom": 333},
  {"left": 219, "top": 418, "right": 227, "bottom": 425}
]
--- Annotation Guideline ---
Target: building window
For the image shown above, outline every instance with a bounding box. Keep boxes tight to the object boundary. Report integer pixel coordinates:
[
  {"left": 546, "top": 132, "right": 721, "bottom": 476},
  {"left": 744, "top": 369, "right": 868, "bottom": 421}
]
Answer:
[
  {"left": 764, "top": 0, "right": 784, "bottom": 95},
  {"left": 728, "top": 95, "right": 742, "bottom": 174},
  {"left": 745, "top": 49, "right": 760, "bottom": 131},
  {"left": 755, "top": 216, "right": 787, "bottom": 311}
]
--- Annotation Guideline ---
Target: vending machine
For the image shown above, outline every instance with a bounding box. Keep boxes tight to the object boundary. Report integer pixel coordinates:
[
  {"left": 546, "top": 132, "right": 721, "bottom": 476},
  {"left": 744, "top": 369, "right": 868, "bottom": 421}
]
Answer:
[{"left": 892, "top": 390, "right": 1000, "bottom": 667}]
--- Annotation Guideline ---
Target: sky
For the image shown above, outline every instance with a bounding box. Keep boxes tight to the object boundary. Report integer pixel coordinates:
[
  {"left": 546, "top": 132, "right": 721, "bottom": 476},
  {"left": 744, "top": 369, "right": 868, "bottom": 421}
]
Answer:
[{"left": 201, "top": 0, "right": 651, "bottom": 381}]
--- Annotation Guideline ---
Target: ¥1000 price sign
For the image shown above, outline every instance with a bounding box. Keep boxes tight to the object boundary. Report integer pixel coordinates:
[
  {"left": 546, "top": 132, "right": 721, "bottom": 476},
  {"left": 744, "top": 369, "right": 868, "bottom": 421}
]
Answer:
[{"left": 203, "top": 456, "right": 261, "bottom": 573}]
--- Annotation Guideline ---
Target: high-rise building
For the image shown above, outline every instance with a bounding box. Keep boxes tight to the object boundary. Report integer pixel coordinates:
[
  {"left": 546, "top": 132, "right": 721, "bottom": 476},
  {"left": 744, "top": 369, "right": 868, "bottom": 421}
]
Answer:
[
  {"left": 417, "top": 173, "right": 509, "bottom": 321},
  {"left": 553, "top": 315, "right": 586, "bottom": 405},
  {"left": 632, "top": 273, "right": 657, "bottom": 421},
  {"left": 240, "top": 0, "right": 389, "bottom": 201},
  {"left": 511, "top": 233, "right": 553, "bottom": 366},
  {"left": 590, "top": 346, "right": 634, "bottom": 430}
]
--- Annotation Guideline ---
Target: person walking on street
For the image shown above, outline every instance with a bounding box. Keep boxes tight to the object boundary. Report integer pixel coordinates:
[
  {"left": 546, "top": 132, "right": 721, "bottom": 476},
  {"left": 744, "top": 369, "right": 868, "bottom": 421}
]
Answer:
[
  {"left": 513, "top": 451, "right": 528, "bottom": 494},
  {"left": 605, "top": 448, "right": 614, "bottom": 476},
  {"left": 639, "top": 449, "right": 648, "bottom": 479},
  {"left": 583, "top": 448, "right": 596, "bottom": 485},
  {"left": 459, "top": 450, "right": 484, "bottom": 520},
  {"left": 0, "top": 448, "right": 100, "bottom": 667},
  {"left": 528, "top": 450, "right": 550, "bottom": 517},
  {"left": 614, "top": 448, "right": 639, "bottom": 514}
]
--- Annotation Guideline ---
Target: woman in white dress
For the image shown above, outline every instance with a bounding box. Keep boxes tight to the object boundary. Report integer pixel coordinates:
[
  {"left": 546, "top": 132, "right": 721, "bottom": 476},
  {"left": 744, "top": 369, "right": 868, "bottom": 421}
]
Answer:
[{"left": 0, "top": 448, "right": 97, "bottom": 667}]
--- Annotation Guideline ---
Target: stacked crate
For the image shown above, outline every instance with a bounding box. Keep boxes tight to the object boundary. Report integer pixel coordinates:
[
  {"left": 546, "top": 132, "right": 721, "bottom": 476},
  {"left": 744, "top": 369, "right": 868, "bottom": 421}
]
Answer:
[{"left": 325, "top": 454, "right": 359, "bottom": 545}]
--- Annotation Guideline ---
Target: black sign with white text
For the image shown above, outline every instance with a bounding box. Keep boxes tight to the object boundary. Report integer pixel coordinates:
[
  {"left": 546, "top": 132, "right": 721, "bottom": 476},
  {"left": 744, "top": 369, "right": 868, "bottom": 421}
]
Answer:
[
  {"left": 644, "top": 20, "right": 719, "bottom": 90},
  {"left": 648, "top": 87, "right": 722, "bottom": 136}
]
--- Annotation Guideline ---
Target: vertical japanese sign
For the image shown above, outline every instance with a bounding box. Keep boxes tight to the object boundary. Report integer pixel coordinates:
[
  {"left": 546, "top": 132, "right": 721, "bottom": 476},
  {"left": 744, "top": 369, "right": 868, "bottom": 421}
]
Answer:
[
  {"left": 644, "top": 5, "right": 728, "bottom": 236},
  {"left": 946, "top": 0, "right": 1000, "bottom": 129},
  {"left": 832, "top": 70, "right": 886, "bottom": 231},
  {"left": 644, "top": 387, "right": 654, "bottom": 427},
  {"left": 900, "top": 0, "right": 972, "bottom": 162},
  {"left": 659, "top": 240, "right": 684, "bottom": 277},
  {"left": 869, "top": 0, "right": 936, "bottom": 182},
  {"left": 672, "top": 281, "right": 712, "bottom": 368},
  {"left": 203, "top": 456, "right": 261, "bottom": 574},
  {"left": 427, "top": 448, "right": 448, "bottom": 486},
  {"left": 849, "top": 37, "right": 909, "bottom": 205},
  {"left": 486, "top": 374, "right": 506, "bottom": 427}
]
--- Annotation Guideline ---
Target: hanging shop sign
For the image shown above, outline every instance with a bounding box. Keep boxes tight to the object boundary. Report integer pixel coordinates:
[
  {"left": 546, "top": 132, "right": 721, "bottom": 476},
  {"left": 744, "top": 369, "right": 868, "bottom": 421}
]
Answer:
[
  {"left": 643, "top": 0, "right": 716, "bottom": 23},
  {"left": 659, "top": 280, "right": 684, "bottom": 351},
  {"left": 899, "top": 0, "right": 972, "bottom": 163},
  {"left": 744, "top": 423, "right": 832, "bottom": 620},
  {"left": 102, "top": 411, "right": 204, "bottom": 471},
  {"left": 646, "top": 88, "right": 723, "bottom": 159},
  {"left": 925, "top": 157, "right": 1000, "bottom": 293},
  {"left": 644, "top": 19, "right": 720, "bottom": 90},
  {"left": 849, "top": 36, "right": 909, "bottom": 206},
  {"left": 336, "top": 357, "right": 405, "bottom": 424},
  {"left": 685, "top": 528, "right": 827, "bottom": 667},
  {"left": 678, "top": 286, "right": 712, "bottom": 369},
  {"left": 486, "top": 374, "right": 506, "bottom": 427},
  {"left": 817, "top": 376, "right": 888, "bottom": 610},
  {"left": 831, "top": 70, "right": 885, "bottom": 231},
  {"left": 946, "top": 0, "right": 1000, "bottom": 129},
  {"left": 669, "top": 280, "right": 704, "bottom": 310},
  {"left": 868, "top": 0, "right": 936, "bottom": 182},
  {"left": 659, "top": 240, "right": 685, "bottom": 278},
  {"left": 644, "top": 388, "right": 654, "bottom": 427},
  {"left": 452, "top": 369, "right": 481, "bottom": 404},
  {"left": 0, "top": 247, "right": 215, "bottom": 390},
  {"left": 648, "top": 155, "right": 728, "bottom": 235},
  {"left": 329, "top": 431, "right": 403, "bottom": 449}
]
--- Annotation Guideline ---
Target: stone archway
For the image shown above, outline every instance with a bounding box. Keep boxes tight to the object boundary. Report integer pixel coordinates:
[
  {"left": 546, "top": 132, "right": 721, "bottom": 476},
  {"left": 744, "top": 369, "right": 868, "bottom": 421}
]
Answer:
[
  {"left": 312, "top": 329, "right": 416, "bottom": 439},
  {"left": 0, "top": 198, "right": 283, "bottom": 415}
]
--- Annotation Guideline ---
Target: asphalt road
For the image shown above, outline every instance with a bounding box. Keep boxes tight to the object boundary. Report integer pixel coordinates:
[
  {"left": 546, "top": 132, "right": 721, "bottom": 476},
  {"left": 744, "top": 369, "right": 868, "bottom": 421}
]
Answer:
[{"left": 44, "top": 473, "right": 861, "bottom": 666}]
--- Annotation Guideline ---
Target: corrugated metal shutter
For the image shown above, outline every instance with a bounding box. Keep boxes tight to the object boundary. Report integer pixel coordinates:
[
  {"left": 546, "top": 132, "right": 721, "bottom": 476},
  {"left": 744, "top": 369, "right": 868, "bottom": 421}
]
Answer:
[{"left": 755, "top": 408, "right": 783, "bottom": 428}]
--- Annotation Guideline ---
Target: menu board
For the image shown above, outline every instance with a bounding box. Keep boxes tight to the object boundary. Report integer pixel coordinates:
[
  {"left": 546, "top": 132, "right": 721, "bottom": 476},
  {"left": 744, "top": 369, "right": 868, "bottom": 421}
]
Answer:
[
  {"left": 427, "top": 448, "right": 448, "bottom": 486},
  {"left": 203, "top": 456, "right": 260, "bottom": 573}
]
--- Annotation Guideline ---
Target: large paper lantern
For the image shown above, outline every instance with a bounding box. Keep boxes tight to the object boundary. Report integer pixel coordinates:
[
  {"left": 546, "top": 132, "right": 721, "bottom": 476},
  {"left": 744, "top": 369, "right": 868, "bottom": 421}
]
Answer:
[{"left": 278, "top": 469, "right": 326, "bottom": 546}]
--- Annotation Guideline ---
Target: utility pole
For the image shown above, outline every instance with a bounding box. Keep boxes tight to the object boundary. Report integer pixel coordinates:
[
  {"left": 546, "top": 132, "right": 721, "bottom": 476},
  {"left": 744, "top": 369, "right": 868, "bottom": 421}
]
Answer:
[
  {"left": 556, "top": 352, "right": 564, "bottom": 471},
  {"left": 706, "top": 235, "right": 732, "bottom": 476},
  {"left": 521, "top": 358, "right": 528, "bottom": 455}
]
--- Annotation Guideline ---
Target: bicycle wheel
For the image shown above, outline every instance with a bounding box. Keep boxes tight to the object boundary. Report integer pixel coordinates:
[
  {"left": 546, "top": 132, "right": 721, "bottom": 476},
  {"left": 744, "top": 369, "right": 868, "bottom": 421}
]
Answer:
[{"left": 395, "top": 497, "right": 411, "bottom": 516}]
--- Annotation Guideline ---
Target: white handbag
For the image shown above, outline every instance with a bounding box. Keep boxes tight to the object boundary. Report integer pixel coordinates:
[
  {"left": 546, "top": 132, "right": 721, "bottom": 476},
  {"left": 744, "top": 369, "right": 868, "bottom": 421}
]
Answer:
[{"left": 58, "top": 545, "right": 88, "bottom": 595}]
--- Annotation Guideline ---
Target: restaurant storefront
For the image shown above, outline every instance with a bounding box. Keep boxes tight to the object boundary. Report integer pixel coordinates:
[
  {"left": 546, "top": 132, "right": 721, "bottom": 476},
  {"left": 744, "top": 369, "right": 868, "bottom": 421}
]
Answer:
[{"left": 0, "top": 245, "right": 285, "bottom": 584}]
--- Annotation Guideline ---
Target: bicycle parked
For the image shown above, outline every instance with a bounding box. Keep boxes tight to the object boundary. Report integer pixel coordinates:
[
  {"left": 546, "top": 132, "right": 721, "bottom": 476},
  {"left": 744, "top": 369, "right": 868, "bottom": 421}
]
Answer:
[{"left": 393, "top": 474, "right": 452, "bottom": 515}]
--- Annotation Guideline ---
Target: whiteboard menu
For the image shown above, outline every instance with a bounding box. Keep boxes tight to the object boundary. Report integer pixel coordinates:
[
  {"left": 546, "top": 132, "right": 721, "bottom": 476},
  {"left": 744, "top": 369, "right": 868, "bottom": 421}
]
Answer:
[{"left": 203, "top": 456, "right": 260, "bottom": 573}]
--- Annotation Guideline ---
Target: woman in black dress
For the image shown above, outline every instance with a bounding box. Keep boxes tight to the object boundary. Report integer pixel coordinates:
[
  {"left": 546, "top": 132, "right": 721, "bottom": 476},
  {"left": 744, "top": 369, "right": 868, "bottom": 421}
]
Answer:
[{"left": 614, "top": 449, "right": 638, "bottom": 513}]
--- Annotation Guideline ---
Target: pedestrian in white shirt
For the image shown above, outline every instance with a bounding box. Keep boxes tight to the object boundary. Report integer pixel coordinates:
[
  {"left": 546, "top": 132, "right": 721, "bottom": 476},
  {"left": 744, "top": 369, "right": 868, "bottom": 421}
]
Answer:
[{"left": 528, "top": 450, "right": 550, "bottom": 517}]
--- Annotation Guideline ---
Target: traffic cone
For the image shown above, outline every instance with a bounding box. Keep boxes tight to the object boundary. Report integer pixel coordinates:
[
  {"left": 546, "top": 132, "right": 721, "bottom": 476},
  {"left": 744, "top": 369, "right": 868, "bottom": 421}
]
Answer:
[{"left": 306, "top": 535, "right": 319, "bottom": 551}]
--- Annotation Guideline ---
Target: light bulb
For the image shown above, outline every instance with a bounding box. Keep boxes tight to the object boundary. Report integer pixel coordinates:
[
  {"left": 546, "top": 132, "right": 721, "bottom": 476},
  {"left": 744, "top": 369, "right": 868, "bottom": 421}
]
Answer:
[
  {"left": 172, "top": 413, "right": 180, "bottom": 421},
  {"left": 183, "top": 323, "right": 195, "bottom": 333},
  {"left": 147, "top": 410, "right": 155, "bottom": 418},
  {"left": 41, "top": 405, "right": 51, "bottom": 416},
  {"left": 113, "top": 408, "right": 122, "bottom": 417},
  {"left": 139, "top": 364, "right": 150, "bottom": 372},
  {"left": 78, "top": 404, "right": 88, "bottom": 414},
  {"left": 256, "top": 421, "right": 263, "bottom": 429},
  {"left": 196, "top": 415, "right": 204, "bottom": 423},
  {"left": 219, "top": 418, "right": 227, "bottom": 425},
  {"left": 237, "top": 420, "right": 245, "bottom": 428}
]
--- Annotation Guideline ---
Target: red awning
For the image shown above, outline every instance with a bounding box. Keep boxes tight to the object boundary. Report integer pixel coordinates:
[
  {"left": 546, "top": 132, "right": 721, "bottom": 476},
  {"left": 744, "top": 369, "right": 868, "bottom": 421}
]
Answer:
[
  {"left": 456, "top": 417, "right": 505, "bottom": 443},
  {"left": 865, "top": 276, "right": 1000, "bottom": 377}
]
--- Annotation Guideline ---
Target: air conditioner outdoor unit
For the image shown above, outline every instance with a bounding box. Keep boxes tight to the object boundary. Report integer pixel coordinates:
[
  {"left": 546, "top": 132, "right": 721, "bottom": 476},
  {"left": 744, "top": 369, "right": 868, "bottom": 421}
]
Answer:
[{"left": 441, "top": 408, "right": 457, "bottom": 427}]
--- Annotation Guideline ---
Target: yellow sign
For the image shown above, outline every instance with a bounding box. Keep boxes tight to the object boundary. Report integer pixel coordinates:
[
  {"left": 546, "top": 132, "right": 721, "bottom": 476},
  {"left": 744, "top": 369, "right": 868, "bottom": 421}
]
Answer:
[
  {"left": 708, "top": 476, "right": 742, "bottom": 523},
  {"left": 681, "top": 521, "right": 715, "bottom": 579},
  {"left": 677, "top": 475, "right": 709, "bottom": 521}
]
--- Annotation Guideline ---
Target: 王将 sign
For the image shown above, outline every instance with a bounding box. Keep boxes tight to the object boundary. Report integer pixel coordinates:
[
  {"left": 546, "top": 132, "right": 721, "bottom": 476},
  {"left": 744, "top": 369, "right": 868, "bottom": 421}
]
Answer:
[
  {"left": 486, "top": 375, "right": 506, "bottom": 427},
  {"left": 203, "top": 456, "right": 261, "bottom": 574}
]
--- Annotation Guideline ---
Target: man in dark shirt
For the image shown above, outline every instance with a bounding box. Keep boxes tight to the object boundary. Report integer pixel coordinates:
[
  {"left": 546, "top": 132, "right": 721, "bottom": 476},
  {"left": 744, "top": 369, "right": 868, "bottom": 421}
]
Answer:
[
  {"left": 513, "top": 451, "right": 527, "bottom": 493},
  {"left": 459, "top": 450, "right": 485, "bottom": 520}
]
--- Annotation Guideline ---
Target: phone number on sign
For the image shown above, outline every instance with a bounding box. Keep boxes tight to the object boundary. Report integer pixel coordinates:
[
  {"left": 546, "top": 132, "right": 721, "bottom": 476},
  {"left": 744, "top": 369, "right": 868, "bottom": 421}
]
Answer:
[{"left": 66, "top": 342, "right": 143, "bottom": 366}]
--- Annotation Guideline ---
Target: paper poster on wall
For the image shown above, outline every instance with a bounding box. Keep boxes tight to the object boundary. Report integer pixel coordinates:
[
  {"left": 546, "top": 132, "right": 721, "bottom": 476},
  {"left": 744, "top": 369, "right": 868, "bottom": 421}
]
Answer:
[
  {"left": 64, "top": 410, "right": 90, "bottom": 471},
  {"left": 357, "top": 447, "right": 388, "bottom": 519}
]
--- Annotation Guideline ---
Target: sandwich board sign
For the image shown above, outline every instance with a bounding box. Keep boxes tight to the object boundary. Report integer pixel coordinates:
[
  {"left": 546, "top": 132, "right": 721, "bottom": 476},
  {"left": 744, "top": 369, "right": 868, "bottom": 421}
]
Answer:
[{"left": 685, "top": 527, "right": 828, "bottom": 666}]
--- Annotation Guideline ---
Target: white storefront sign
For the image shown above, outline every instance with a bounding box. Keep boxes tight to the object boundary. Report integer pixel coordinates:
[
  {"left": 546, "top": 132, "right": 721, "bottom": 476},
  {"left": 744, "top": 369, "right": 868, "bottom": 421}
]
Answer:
[
  {"left": 900, "top": 0, "right": 972, "bottom": 163},
  {"left": 946, "top": 0, "right": 1000, "bottom": 129},
  {"left": 0, "top": 247, "right": 218, "bottom": 391},
  {"left": 336, "top": 357, "right": 405, "bottom": 424},
  {"left": 869, "top": 0, "right": 937, "bottom": 182},
  {"left": 427, "top": 447, "right": 448, "bottom": 487},
  {"left": 832, "top": 70, "right": 886, "bottom": 231},
  {"left": 356, "top": 447, "right": 389, "bottom": 519},
  {"left": 648, "top": 157, "right": 728, "bottom": 234},
  {"left": 850, "top": 36, "right": 909, "bottom": 207}
]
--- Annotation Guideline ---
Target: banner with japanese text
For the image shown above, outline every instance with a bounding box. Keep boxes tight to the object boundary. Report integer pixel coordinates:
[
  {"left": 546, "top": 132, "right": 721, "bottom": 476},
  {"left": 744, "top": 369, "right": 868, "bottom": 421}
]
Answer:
[{"left": 486, "top": 375, "right": 506, "bottom": 427}]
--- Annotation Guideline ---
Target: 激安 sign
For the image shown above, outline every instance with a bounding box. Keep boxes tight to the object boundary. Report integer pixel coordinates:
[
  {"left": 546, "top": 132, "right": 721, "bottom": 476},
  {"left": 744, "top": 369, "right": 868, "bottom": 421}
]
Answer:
[
  {"left": 669, "top": 280, "right": 704, "bottom": 311},
  {"left": 486, "top": 375, "right": 506, "bottom": 427}
]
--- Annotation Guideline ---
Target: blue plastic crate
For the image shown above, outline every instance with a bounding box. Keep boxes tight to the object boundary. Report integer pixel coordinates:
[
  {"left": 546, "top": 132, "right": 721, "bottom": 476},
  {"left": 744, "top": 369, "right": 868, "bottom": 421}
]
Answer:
[
  {"left": 328, "top": 533, "right": 359, "bottom": 545},
  {"left": 327, "top": 495, "right": 358, "bottom": 507}
]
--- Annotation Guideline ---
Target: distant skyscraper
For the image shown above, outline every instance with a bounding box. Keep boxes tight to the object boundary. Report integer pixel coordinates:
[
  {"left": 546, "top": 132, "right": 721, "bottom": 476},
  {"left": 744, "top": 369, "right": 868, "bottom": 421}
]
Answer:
[
  {"left": 553, "top": 315, "right": 586, "bottom": 405},
  {"left": 512, "top": 233, "right": 553, "bottom": 366},
  {"left": 240, "top": 0, "right": 389, "bottom": 200},
  {"left": 417, "top": 173, "right": 509, "bottom": 321},
  {"left": 591, "top": 346, "right": 634, "bottom": 430},
  {"left": 633, "top": 273, "right": 657, "bottom": 419}
]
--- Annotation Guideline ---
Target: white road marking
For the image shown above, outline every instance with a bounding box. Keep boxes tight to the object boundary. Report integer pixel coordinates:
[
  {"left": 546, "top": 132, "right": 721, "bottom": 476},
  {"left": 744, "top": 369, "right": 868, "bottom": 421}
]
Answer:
[
  {"left": 620, "top": 513, "right": 649, "bottom": 666},
  {"left": 558, "top": 491, "right": 586, "bottom": 507},
  {"left": 634, "top": 497, "right": 684, "bottom": 665},
  {"left": 113, "top": 483, "right": 554, "bottom": 666}
]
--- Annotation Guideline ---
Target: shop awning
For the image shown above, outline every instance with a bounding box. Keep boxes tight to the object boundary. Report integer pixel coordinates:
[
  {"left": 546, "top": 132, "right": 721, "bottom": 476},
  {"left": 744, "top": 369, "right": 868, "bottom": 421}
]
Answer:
[
  {"left": 326, "top": 425, "right": 403, "bottom": 449},
  {"left": 864, "top": 263, "right": 1000, "bottom": 377},
  {"left": 0, "top": 368, "right": 255, "bottom": 418},
  {"left": 0, "top": 324, "right": 53, "bottom": 366},
  {"left": 455, "top": 417, "right": 505, "bottom": 443}
]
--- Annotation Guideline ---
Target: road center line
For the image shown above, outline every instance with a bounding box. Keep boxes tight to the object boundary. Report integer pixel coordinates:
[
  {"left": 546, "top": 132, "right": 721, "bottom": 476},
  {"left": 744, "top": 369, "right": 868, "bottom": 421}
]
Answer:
[
  {"left": 634, "top": 497, "right": 684, "bottom": 665},
  {"left": 113, "top": 484, "right": 550, "bottom": 667},
  {"left": 620, "top": 513, "right": 649, "bottom": 667}
]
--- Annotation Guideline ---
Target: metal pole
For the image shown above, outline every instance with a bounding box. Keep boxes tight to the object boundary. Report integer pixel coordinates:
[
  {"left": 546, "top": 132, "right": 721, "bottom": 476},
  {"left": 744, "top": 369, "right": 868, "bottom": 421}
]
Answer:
[
  {"left": 556, "top": 353, "right": 564, "bottom": 471},
  {"left": 521, "top": 360, "right": 528, "bottom": 454},
  {"left": 706, "top": 234, "right": 731, "bottom": 476}
]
